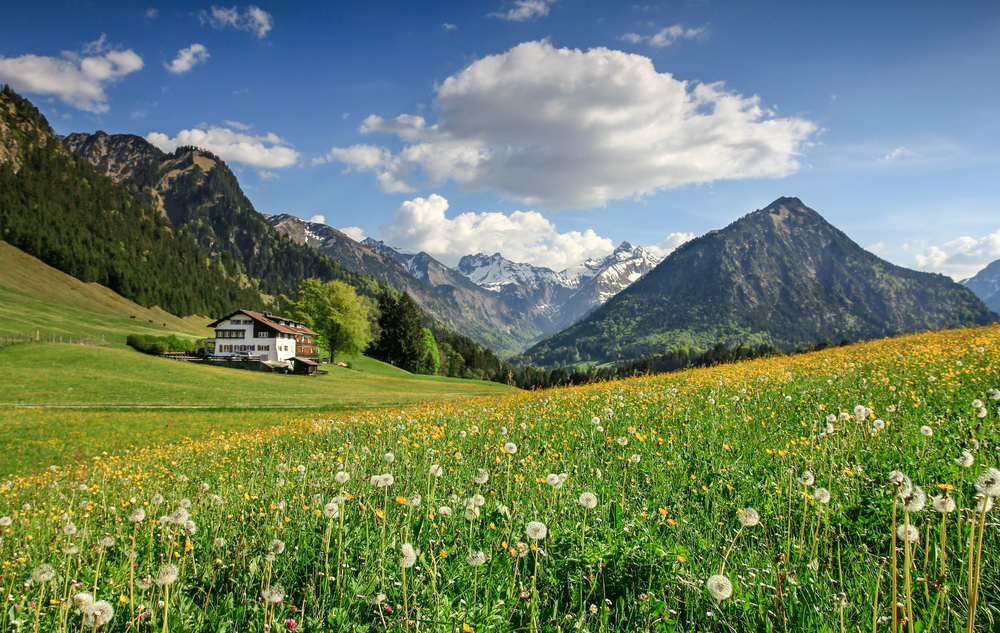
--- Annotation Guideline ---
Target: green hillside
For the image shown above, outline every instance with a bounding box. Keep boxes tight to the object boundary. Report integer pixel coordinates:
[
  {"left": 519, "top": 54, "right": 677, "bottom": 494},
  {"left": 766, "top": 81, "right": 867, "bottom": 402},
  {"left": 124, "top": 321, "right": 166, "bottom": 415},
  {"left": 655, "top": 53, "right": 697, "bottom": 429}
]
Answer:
[{"left": 0, "top": 240, "right": 212, "bottom": 345}]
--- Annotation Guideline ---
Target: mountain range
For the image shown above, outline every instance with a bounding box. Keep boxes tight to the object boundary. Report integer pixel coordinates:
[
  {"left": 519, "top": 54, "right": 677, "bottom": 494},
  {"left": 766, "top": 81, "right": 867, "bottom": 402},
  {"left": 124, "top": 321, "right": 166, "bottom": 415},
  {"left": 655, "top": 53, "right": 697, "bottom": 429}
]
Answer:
[
  {"left": 961, "top": 260, "right": 1000, "bottom": 313},
  {"left": 523, "top": 197, "right": 997, "bottom": 365},
  {"left": 264, "top": 213, "right": 662, "bottom": 353}
]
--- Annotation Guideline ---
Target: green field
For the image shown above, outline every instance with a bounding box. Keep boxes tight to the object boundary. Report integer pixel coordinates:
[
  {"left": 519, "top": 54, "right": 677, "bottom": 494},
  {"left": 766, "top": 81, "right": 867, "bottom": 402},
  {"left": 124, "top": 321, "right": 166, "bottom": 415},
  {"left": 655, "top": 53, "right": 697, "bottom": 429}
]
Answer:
[
  {"left": 1, "top": 325, "right": 997, "bottom": 633},
  {"left": 0, "top": 344, "right": 516, "bottom": 475}
]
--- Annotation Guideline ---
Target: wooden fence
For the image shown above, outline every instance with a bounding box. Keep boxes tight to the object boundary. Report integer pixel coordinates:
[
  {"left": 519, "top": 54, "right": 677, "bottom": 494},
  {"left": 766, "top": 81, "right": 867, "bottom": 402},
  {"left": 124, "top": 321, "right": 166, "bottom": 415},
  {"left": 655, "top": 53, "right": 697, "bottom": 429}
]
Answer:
[{"left": 0, "top": 331, "right": 108, "bottom": 348}]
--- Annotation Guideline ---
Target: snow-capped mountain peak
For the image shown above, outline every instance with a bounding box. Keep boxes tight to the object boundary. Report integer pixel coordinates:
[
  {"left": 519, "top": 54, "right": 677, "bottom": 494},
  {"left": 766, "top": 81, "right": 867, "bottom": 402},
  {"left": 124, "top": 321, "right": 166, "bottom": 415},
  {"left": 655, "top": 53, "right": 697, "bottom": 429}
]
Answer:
[{"left": 457, "top": 253, "right": 575, "bottom": 293}]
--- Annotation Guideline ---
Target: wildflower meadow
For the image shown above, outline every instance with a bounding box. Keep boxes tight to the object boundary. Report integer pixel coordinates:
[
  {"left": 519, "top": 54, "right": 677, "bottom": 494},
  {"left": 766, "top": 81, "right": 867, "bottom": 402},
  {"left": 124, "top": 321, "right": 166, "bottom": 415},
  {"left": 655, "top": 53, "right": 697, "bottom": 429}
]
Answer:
[{"left": 2, "top": 324, "right": 999, "bottom": 632}]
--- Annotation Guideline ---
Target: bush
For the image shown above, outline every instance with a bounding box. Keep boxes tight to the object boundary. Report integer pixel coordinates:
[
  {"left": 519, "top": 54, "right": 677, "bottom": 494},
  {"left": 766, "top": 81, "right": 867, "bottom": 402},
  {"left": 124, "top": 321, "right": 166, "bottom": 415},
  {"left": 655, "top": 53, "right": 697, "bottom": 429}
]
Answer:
[{"left": 126, "top": 334, "right": 203, "bottom": 355}]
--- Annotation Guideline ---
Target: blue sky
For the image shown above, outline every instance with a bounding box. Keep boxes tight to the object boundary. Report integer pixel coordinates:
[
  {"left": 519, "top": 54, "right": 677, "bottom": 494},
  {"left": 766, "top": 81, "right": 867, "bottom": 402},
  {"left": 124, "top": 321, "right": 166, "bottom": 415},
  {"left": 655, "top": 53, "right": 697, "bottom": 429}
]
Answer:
[{"left": 2, "top": 0, "right": 999, "bottom": 279}]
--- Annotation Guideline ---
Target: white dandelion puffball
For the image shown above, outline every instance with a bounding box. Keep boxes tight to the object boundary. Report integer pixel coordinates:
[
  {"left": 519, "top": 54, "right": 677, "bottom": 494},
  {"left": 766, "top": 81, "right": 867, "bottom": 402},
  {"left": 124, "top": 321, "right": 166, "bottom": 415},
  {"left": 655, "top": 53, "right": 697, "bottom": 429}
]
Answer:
[
  {"left": 920, "top": 425, "right": 934, "bottom": 437},
  {"left": 261, "top": 585, "right": 285, "bottom": 604},
  {"left": 872, "top": 419, "right": 885, "bottom": 430},
  {"left": 826, "top": 414, "right": 837, "bottom": 424},
  {"left": 382, "top": 473, "right": 395, "bottom": 487},
  {"left": 591, "top": 416, "right": 601, "bottom": 425},
  {"left": 975, "top": 468, "right": 1000, "bottom": 497},
  {"left": 545, "top": 474, "right": 560, "bottom": 487},
  {"left": 931, "top": 495, "right": 956, "bottom": 514},
  {"left": 31, "top": 564, "right": 56, "bottom": 584},
  {"left": 438, "top": 506, "right": 453, "bottom": 517},
  {"left": 407, "top": 494, "right": 421, "bottom": 507},
  {"left": 955, "top": 451, "right": 975, "bottom": 468},
  {"left": 974, "top": 494, "right": 994, "bottom": 513},
  {"left": 269, "top": 539, "right": 285, "bottom": 555},
  {"left": 335, "top": 471, "right": 350, "bottom": 484},
  {"left": 630, "top": 454, "right": 641, "bottom": 464},
  {"left": 127, "top": 508, "right": 146, "bottom": 523},
  {"left": 81, "top": 600, "right": 114, "bottom": 627},
  {"left": 706, "top": 574, "right": 733, "bottom": 601},
  {"left": 854, "top": 405, "right": 868, "bottom": 421},
  {"left": 888, "top": 471, "right": 913, "bottom": 496},
  {"left": 430, "top": 464, "right": 443, "bottom": 477},
  {"left": 897, "top": 524, "right": 920, "bottom": 544},
  {"left": 384, "top": 453, "right": 395, "bottom": 463},
  {"left": 897, "top": 486, "right": 926, "bottom": 513},
  {"left": 972, "top": 399, "right": 983, "bottom": 408},
  {"left": 813, "top": 488, "right": 832, "bottom": 504},
  {"left": 0, "top": 516, "right": 11, "bottom": 527},
  {"left": 155, "top": 563, "right": 179, "bottom": 586},
  {"left": 474, "top": 469, "right": 490, "bottom": 485},
  {"left": 579, "top": 492, "right": 598, "bottom": 509},
  {"left": 798, "top": 471, "right": 815, "bottom": 487},
  {"left": 323, "top": 502, "right": 340, "bottom": 519},
  {"left": 400, "top": 543, "right": 417, "bottom": 568},
  {"left": 504, "top": 442, "right": 518, "bottom": 455},
  {"left": 467, "top": 550, "right": 487, "bottom": 567},
  {"left": 738, "top": 508, "right": 760, "bottom": 527},
  {"left": 525, "top": 521, "right": 548, "bottom": 540}
]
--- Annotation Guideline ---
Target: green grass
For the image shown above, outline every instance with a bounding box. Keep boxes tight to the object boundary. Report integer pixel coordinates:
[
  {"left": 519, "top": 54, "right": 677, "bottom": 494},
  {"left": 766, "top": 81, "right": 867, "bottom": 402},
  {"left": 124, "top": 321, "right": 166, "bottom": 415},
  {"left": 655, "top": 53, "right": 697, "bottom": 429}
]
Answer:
[
  {"left": 1, "top": 325, "right": 998, "bottom": 632},
  {"left": 0, "top": 343, "right": 514, "bottom": 407},
  {"left": 0, "top": 240, "right": 212, "bottom": 346}
]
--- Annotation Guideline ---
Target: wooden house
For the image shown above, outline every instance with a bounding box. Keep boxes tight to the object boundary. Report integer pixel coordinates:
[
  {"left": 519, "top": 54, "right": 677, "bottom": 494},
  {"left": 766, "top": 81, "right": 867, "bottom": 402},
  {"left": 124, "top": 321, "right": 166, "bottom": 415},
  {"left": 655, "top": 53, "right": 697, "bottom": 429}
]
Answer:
[{"left": 206, "top": 310, "right": 319, "bottom": 365}]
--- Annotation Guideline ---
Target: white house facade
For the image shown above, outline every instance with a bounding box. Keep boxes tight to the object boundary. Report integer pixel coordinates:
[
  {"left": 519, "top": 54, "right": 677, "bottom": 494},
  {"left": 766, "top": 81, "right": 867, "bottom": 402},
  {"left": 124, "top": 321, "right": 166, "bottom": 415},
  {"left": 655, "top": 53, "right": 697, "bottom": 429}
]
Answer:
[{"left": 205, "top": 310, "right": 319, "bottom": 365}]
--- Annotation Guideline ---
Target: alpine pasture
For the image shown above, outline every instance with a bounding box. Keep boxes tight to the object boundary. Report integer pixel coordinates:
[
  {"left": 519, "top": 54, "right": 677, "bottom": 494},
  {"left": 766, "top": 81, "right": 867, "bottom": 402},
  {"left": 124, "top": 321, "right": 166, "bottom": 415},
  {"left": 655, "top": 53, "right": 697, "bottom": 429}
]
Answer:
[{"left": 1, "top": 325, "right": 999, "bottom": 632}]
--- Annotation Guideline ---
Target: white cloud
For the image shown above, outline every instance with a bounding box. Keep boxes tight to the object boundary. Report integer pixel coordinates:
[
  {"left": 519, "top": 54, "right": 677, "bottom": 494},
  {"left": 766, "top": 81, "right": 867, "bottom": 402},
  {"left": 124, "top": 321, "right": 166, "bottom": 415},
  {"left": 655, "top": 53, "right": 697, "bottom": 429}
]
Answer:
[
  {"left": 200, "top": 5, "right": 273, "bottom": 38},
  {"left": 308, "top": 215, "right": 326, "bottom": 224},
  {"left": 0, "top": 37, "right": 143, "bottom": 113},
  {"left": 323, "top": 41, "right": 816, "bottom": 210},
  {"left": 646, "top": 232, "right": 696, "bottom": 258},
  {"left": 257, "top": 169, "right": 278, "bottom": 181},
  {"left": 880, "top": 147, "right": 916, "bottom": 161},
  {"left": 223, "top": 119, "right": 251, "bottom": 130},
  {"left": 865, "top": 241, "right": 885, "bottom": 254},
  {"left": 378, "top": 194, "right": 614, "bottom": 269},
  {"left": 489, "top": 0, "right": 552, "bottom": 21},
  {"left": 145, "top": 8, "right": 159, "bottom": 19},
  {"left": 146, "top": 126, "right": 300, "bottom": 168},
  {"left": 340, "top": 226, "right": 366, "bottom": 241},
  {"left": 910, "top": 230, "right": 1000, "bottom": 280},
  {"left": 165, "top": 44, "right": 209, "bottom": 74},
  {"left": 131, "top": 109, "right": 147, "bottom": 119},
  {"left": 621, "top": 24, "right": 705, "bottom": 47},
  {"left": 442, "top": 23, "right": 457, "bottom": 31}
]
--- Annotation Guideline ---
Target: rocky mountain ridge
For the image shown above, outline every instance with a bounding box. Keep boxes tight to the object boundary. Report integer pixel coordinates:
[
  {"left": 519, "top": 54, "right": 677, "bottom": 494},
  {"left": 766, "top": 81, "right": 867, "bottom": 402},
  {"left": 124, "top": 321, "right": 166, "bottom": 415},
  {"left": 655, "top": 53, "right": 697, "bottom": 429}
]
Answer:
[
  {"left": 961, "top": 259, "right": 1000, "bottom": 313},
  {"left": 524, "top": 197, "right": 997, "bottom": 365}
]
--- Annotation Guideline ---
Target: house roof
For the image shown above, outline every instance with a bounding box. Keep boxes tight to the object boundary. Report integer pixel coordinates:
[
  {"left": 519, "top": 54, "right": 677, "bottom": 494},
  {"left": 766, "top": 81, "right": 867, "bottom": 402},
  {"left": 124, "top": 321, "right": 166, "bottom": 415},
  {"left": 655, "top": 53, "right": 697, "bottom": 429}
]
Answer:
[
  {"left": 292, "top": 356, "right": 320, "bottom": 366},
  {"left": 208, "top": 309, "right": 318, "bottom": 335}
]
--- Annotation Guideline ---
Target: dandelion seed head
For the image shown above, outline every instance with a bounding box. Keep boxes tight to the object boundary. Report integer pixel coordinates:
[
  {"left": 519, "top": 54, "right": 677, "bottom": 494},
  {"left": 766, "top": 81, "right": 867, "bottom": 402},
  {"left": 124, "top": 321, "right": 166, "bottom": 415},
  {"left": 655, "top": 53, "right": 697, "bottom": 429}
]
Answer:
[
  {"left": 262, "top": 585, "right": 286, "bottom": 604},
  {"left": 872, "top": 419, "right": 885, "bottom": 430},
  {"left": 888, "top": 471, "right": 913, "bottom": 496},
  {"left": 0, "top": 516, "right": 10, "bottom": 527},
  {"left": 335, "top": 471, "right": 350, "bottom": 484},
  {"left": 504, "top": 442, "right": 517, "bottom": 455},
  {"left": 31, "top": 564, "right": 55, "bottom": 584},
  {"left": 438, "top": 506, "right": 453, "bottom": 517},
  {"left": 813, "top": 488, "right": 832, "bottom": 504},
  {"left": 955, "top": 451, "right": 975, "bottom": 468},
  {"left": 155, "top": 563, "right": 179, "bottom": 586},
  {"left": 975, "top": 468, "right": 1000, "bottom": 497},
  {"left": 323, "top": 502, "right": 340, "bottom": 519},
  {"left": 920, "top": 425, "right": 933, "bottom": 437},
  {"left": 474, "top": 469, "right": 489, "bottom": 485},
  {"left": 82, "top": 600, "right": 114, "bottom": 627},
  {"left": 430, "top": 464, "right": 443, "bottom": 477},
  {"left": 931, "top": 495, "right": 956, "bottom": 514},
  {"left": 150, "top": 493, "right": 164, "bottom": 505},
  {"left": 127, "top": 508, "right": 145, "bottom": 523},
  {"left": 798, "top": 471, "right": 815, "bottom": 487},
  {"left": 407, "top": 494, "right": 421, "bottom": 507},
  {"left": 896, "top": 524, "right": 919, "bottom": 543},
  {"left": 63, "top": 522, "right": 77, "bottom": 536},
  {"left": 545, "top": 474, "right": 560, "bottom": 487},
  {"left": 706, "top": 574, "right": 733, "bottom": 601},
  {"left": 525, "top": 521, "right": 548, "bottom": 540},
  {"left": 467, "top": 550, "right": 487, "bottom": 567},
  {"left": 897, "top": 486, "right": 926, "bottom": 513},
  {"left": 579, "top": 492, "right": 598, "bottom": 509},
  {"left": 384, "top": 453, "right": 395, "bottom": 463},
  {"left": 99, "top": 536, "right": 115, "bottom": 548},
  {"left": 400, "top": 543, "right": 417, "bottom": 568},
  {"left": 738, "top": 507, "right": 760, "bottom": 527}
]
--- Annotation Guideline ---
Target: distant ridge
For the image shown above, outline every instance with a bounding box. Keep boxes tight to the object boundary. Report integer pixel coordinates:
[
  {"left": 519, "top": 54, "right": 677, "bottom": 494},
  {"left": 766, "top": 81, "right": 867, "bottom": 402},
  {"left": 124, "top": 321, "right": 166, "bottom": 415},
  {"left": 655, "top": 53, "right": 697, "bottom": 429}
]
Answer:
[
  {"left": 961, "top": 259, "right": 1000, "bottom": 313},
  {"left": 524, "top": 197, "right": 997, "bottom": 365}
]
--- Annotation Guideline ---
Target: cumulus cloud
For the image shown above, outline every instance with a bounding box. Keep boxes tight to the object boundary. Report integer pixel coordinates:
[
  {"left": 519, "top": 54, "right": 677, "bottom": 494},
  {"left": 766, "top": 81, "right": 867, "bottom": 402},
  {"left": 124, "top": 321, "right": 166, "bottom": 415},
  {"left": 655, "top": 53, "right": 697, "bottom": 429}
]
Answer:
[
  {"left": 442, "top": 22, "right": 457, "bottom": 31},
  {"left": 146, "top": 126, "right": 300, "bottom": 168},
  {"left": 200, "top": 5, "right": 273, "bottom": 38},
  {"left": 322, "top": 41, "right": 817, "bottom": 210},
  {"left": 489, "top": 0, "right": 552, "bottom": 21},
  {"left": 145, "top": 8, "right": 159, "bottom": 19},
  {"left": 378, "top": 194, "right": 614, "bottom": 269},
  {"left": 0, "top": 36, "right": 143, "bottom": 113},
  {"left": 223, "top": 119, "right": 251, "bottom": 130},
  {"left": 307, "top": 215, "right": 326, "bottom": 224},
  {"left": 165, "top": 44, "right": 209, "bottom": 74},
  {"left": 646, "top": 232, "right": 696, "bottom": 258},
  {"left": 621, "top": 24, "right": 705, "bottom": 47},
  {"left": 865, "top": 241, "right": 885, "bottom": 254},
  {"left": 909, "top": 230, "right": 1000, "bottom": 280},
  {"left": 340, "top": 226, "right": 366, "bottom": 241}
]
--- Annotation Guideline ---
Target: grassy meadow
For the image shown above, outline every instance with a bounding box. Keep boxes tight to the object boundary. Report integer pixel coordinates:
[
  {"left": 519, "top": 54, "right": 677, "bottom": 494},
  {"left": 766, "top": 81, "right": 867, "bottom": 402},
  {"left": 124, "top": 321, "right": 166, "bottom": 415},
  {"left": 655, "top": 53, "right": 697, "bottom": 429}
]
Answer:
[
  {"left": 1, "top": 325, "right": 998, "bottom": 632},
  {"left": 0, "top": 241, "right": 212, "bottom": 346}
]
